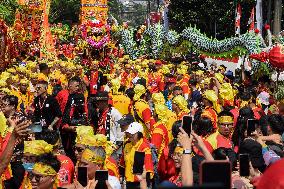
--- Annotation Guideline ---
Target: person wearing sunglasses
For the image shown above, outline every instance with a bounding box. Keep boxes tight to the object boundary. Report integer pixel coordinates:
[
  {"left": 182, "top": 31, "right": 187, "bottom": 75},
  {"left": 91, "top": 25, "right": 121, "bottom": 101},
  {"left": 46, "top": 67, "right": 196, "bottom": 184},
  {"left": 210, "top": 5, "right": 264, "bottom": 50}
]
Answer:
[
  {"left": 33, "top": 80, "right": 62, "bottom": 132},
  {"left": 206, "top": 111, "right": 235, "bottom": 152},
  {"left": 29, "top": 153, "right": 60, "bottom": 189}
]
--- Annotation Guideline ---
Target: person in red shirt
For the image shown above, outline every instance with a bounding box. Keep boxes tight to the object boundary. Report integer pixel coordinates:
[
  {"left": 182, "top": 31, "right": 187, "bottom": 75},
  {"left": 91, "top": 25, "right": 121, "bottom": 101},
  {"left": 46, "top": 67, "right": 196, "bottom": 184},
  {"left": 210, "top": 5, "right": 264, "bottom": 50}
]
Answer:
[
  {"left": 206, "top": 111, "right": 235, "bottom": 152},
  {"left": 37, "top": 131, "right": 75, "bottom": 187}
]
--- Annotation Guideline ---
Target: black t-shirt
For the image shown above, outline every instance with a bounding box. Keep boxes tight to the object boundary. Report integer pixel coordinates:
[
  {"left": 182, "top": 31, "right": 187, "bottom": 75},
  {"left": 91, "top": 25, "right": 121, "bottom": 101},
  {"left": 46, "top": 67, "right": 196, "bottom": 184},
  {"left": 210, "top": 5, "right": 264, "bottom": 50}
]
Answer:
[{"left": 33, "top": 95, "right": 62, "bottom": 127}]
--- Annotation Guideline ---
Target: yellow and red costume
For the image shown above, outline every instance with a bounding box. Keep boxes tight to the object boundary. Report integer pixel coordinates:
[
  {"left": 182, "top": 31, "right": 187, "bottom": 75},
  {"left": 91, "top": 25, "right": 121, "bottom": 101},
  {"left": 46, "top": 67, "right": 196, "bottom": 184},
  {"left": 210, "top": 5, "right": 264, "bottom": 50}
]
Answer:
[
  {"left": 151, "top": 121, "right": 169, "bottom": 160},
  {"left": 110, "top": 78, "right": 131, "bottom": 115},
  {"left": 206, "top": 115, "right": 234, "bottom": 152},
  {"left": 148, "top": 71, "right": 164, "bottom": 93},
  {"left": 120, "top": 138, "right": 154, "bottom": 182},
  {"left": 133, "top": 85, "right": 156, "bottom": 137}
]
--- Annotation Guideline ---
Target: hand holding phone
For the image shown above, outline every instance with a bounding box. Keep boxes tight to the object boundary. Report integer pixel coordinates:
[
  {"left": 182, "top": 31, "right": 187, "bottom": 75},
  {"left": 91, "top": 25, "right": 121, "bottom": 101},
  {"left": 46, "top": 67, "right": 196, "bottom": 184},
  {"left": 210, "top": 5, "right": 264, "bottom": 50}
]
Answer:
[
  {"left": 200, "top": 160, "right": 232, "bottom": 189},
  {"left": 95, "top": 170, "right": 108, "bottom": 189},
  {"left": 239, "top": 154, "right": 250, "bottom": 176},
  {"left": 133, "top": 151, "right": 145, "bottom": 174},
  {"left": 247, "top": 119, "right": 257, "bottom": 136},
  {"left": 77, "top": 166, "right": 88, "bottom": 187},
  {"left": 182, "top": 115, "right": 192, "bottom": 136}
]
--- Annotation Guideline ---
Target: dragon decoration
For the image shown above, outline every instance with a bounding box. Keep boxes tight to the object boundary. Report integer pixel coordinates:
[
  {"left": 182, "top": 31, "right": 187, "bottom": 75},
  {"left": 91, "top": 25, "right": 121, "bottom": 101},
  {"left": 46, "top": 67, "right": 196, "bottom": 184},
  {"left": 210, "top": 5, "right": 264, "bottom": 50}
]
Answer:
[{"left": 119, "top": 23, "right": 265, "bottom": 60}]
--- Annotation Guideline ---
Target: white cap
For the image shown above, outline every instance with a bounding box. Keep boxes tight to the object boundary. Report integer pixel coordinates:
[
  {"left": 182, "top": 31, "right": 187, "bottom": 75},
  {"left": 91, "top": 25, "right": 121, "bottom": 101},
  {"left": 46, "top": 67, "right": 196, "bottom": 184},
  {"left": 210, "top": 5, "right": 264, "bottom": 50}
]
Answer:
[{"left": 125, "top": 122, "right": 143, "bottom": 134}]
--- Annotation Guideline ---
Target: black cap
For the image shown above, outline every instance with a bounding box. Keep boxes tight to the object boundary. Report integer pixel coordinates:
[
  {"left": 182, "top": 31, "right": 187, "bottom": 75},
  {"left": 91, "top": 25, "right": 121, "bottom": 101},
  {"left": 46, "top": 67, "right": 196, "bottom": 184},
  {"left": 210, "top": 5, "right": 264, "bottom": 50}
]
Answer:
[{"left": 117, "top": 114, "right": 135, "bottom": 127}]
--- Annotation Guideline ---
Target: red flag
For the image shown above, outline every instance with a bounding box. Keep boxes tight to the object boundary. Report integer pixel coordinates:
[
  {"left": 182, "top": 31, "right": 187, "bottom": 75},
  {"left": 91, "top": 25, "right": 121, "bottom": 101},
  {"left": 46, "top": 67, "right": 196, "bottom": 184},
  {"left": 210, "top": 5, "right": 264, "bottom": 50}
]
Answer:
[
  {"left": 248, "top": 7, "right": 255, "bottom": 31},
  {"left": 235, "top": 4, "right": 241, "bottom": 35}
]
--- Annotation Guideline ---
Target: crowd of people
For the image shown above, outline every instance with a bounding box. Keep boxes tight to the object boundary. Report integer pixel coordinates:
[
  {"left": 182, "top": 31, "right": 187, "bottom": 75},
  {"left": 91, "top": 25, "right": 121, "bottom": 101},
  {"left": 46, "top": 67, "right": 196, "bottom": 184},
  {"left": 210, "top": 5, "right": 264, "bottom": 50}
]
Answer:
[{"left": 0, "top": 56, "right": 284, "bottom": 189}]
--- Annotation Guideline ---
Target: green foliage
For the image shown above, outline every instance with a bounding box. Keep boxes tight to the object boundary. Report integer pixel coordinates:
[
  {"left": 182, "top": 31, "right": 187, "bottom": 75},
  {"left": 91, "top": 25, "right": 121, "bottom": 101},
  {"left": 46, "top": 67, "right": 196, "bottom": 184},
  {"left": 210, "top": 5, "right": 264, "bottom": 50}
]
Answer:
[
  {"left": 49, "top": 0, "right": 81, "bottom": 24},
  {"left": 168, "top": 0, "right": 255, "bottom": 39},
  {"left": 0, "top": 0, "right": 18, "bottom": 25}
]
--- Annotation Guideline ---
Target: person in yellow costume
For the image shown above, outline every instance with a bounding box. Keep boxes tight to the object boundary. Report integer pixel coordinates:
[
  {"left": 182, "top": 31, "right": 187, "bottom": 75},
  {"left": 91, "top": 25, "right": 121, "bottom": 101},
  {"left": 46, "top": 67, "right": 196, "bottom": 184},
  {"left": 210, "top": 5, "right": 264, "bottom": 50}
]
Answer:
[
  {"left": 172, "top": 95, "right": 190, "bottom": 120},
  {"left": 110, "top": 78, "right": 131, "bottom": 115},
  {"left": 219, "top": 82, "right": 235, "bottom": 107},
  {"left": 75, "top": 127, "right": 119, "bottom": 178},
  {"left": 12, "top": 78, "right": 34, "bottom": 114},
  {"left": 152, "top": 104, "right": 170, "bottom": 160},
  {"left": 152, "top": 92, "right": 177, "bottom": 141},
  {"left": 132, "top": 84, "right": 156, "bottom": 138},
  {"left": 69, "top": 147, "right": 121, "bottom": 189},
  {"left": 176, "top": 65, "right": 190, "bottom": 100},
  {"left": 201, "top": 90, "right": 221, "bottom": 129}
]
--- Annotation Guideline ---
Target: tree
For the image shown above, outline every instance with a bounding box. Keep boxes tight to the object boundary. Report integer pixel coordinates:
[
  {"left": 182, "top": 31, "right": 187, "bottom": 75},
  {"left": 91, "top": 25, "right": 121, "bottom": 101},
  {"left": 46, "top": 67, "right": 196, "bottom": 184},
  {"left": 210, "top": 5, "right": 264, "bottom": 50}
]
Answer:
[
  {"left": 49, "top": 0, "right": 81, "bottom": 24},
  {"left": 168, "top": 0, "right": 255, "bottom": 39},
  {"left": 0, "top": 0, "right": 18, "bottom": 25},
  {"left": 273, "top": 0, "right": 282, "bottom": 34}
]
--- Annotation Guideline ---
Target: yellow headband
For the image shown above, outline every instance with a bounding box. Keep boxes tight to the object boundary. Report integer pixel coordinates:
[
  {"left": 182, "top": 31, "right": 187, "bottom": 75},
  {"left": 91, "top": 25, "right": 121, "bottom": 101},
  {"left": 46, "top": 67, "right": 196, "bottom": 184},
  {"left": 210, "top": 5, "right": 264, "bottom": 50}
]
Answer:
[
  {"left": 174, "top": 146, "right": 183, "bottom": 154},
  {"left": 24, "top": 140, "right": 53, "bottom": 156},
  {"left": 218, "top": 116, "right": 234, "bottom": 124},
  {"left": 33, "top": 163, "right": 57, "bottom": 176},
  {"left": 81, "top": 148, "right": 105, "bottom": 164}
]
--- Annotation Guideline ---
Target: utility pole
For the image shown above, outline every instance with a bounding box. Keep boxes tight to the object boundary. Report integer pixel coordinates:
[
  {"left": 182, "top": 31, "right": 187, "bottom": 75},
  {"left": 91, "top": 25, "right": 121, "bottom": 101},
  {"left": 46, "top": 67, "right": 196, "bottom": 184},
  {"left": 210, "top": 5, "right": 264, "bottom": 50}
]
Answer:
[{"left": 273, "top": 0, "right": 282, "bottom": 34}]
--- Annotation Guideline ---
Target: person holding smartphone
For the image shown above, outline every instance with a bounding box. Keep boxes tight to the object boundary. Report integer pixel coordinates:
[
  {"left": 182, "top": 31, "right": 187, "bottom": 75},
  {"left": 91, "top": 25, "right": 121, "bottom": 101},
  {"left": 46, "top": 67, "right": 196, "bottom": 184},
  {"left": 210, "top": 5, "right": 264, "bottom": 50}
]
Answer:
[
  {"left": 66, "top": 147, "right": 121, "bottom": 189},
  {"left": 120, "top": 122, "right": 154, "bottom": 189}
]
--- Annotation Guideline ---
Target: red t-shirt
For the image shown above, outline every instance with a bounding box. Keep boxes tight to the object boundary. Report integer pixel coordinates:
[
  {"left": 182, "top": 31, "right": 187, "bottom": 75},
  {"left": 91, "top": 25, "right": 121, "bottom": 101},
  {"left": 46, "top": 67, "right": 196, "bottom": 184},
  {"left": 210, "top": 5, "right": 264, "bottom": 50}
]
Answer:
[{"left": 56, "top": 154, "right": 75, "bottom": 187}]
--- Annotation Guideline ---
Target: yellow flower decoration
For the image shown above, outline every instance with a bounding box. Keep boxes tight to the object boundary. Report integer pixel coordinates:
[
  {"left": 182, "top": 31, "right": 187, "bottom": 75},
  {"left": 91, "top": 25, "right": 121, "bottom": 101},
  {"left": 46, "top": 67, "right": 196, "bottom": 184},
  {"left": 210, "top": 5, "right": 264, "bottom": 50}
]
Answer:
[
  {"left": 37, "top": 73, "right": 48, "bottom": 82},
  {"left": 172, "top": 95, "right": 190, "bottom": 112},
  {"left": 7, "top": 68, "right": 16, "bottom": 73},
  {"left": 0, "top": 88, "right": 11, "bottom": 95},
  {"left": 161, "top": 65, "right": 170, "bottom": 75},
  {"left": 134, "top": 84, "right": 146, "bottom": 101},
  {"left": 12, "top": 75, "right": 19, "bottom": 82},
  {"left": 152, "top": 92, "right": 165, "bottom": 105},
  {"left": 20, "top": 78, "right": 29, "bottom": 85},
  {"left": 93, "top": 134, "right": 115, "bottom": 156},
  {"left": 24, "top": 140, "right": 53, "bottom": 156},
  {"left": 0, "top": 80, "right": 6, "bottom": 87},
  {"left": 195, "top": 70, "right": 204, "bottom": 76}
]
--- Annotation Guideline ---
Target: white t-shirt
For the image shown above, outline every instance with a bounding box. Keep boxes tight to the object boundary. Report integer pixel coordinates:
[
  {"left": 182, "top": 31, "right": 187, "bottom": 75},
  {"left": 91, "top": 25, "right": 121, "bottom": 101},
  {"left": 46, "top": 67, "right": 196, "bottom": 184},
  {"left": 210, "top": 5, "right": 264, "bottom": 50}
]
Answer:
[
  {"left": 109, "top": 107, "right": 123, "bottom": 143},
  {"left": 109, "top": 175, "right": 121, "bottom": 189}
]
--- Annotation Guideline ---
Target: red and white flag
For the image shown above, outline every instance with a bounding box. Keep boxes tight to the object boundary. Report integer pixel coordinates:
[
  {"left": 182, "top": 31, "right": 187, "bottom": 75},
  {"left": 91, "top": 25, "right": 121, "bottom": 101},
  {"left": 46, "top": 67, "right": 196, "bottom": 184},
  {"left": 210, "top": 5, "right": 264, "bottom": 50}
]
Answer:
[
  {"left": 235, "top": 4, "right": 241, "bottom": 35},
  {"left": 248, "top": 7, "right": 255, "bottom": 31}
]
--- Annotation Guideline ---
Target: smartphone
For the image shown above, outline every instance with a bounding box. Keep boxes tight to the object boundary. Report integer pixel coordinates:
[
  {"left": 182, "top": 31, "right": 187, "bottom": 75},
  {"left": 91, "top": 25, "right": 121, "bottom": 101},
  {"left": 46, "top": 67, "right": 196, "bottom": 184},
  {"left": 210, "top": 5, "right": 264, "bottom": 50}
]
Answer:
[
  {"left": 200, "top": 160, "right": 231, "bottom": 189},
  {"left": 77, "top": 166, "right": 88, "bottom": 187},
  {"left": 133, "top": 151, "right": 145, "bottom": 174},
  {"left": 95, "top": 170, "right": 108, "bottom": 189},
  {"left": 239, "top": 154, "right": 250, "bottom": 176},
  {"left": 182, "top": 115, "right": 192, "bottom": 135},
  {"left": 247, "top": 119, "right": 257, "bottom": 136},
  {"left": 29, "top": 122, "right": 42, "bottom": 133}
]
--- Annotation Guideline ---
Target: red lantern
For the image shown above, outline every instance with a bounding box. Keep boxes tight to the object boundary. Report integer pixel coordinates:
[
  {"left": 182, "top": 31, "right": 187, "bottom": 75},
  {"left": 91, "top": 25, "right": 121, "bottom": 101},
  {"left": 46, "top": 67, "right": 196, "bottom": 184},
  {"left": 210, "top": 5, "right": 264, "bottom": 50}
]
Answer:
[{"left": 269, "top": 44, "right": 284, "bottom": 69}]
